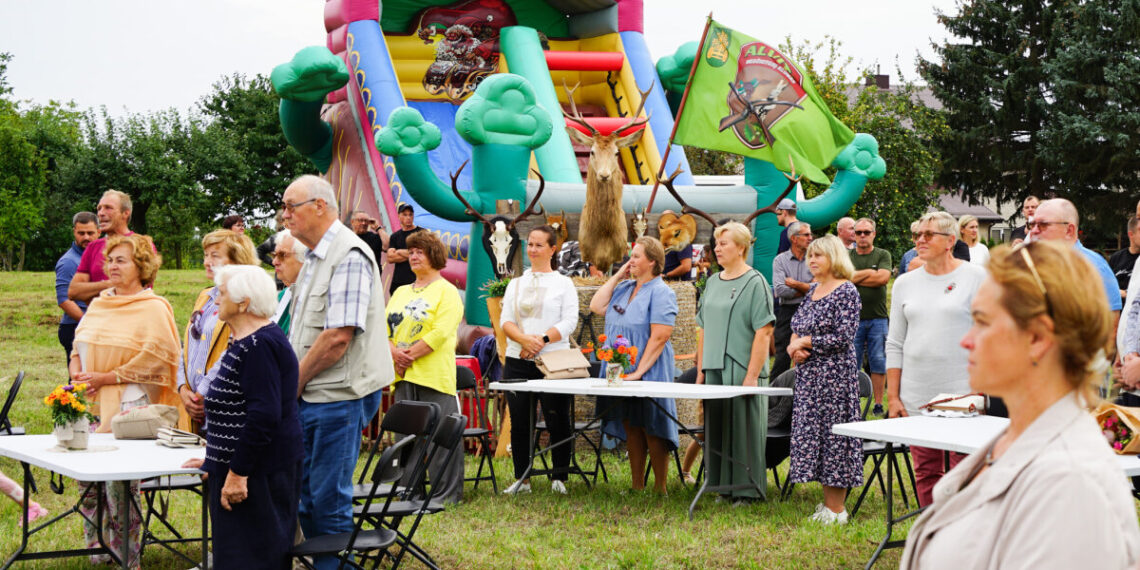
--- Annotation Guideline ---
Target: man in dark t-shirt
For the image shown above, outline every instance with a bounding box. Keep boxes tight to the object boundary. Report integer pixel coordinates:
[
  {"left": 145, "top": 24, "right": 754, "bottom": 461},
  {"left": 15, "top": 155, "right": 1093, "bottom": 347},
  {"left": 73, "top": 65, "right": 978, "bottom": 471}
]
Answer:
[
  {"left": 849, "top": 218, "right": 892, "bottom": 417},
  {"left": 1110, "top": 216, "right": 1140, "bottom": 304},
  {"left": 663, "top": 243, "right": 693, "bottom": 280},
  {"left": 350, "top": 210, "right": 388, "bottom": 267},
  {"left": 386, "top": 204, "right": 424, "bottom": 295}
]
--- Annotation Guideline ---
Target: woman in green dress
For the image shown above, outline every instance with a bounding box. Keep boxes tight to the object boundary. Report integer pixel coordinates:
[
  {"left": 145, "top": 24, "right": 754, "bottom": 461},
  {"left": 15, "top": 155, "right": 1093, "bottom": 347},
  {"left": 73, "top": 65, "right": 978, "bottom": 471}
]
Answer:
[{"left": 696, "top": 222, "right": 776, "bottom": 502}]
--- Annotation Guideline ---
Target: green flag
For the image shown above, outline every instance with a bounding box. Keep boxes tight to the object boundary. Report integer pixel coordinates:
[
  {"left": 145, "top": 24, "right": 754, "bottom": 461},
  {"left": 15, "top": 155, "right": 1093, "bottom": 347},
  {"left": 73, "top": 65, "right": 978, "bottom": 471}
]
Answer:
[{"left": 674, "top": 20, "right": 855, "bottom": 184}]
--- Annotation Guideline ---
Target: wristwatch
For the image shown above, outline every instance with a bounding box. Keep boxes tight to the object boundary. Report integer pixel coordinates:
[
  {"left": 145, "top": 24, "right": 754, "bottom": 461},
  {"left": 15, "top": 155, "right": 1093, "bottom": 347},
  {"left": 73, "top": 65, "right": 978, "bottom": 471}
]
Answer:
[{"left": 542, "top": 334, "right": 550, "bottom": 344}]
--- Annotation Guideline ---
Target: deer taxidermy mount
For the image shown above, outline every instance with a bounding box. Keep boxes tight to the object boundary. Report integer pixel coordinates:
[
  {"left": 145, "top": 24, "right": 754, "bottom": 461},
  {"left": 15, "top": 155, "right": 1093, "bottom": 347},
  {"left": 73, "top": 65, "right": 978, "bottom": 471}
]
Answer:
[
  {"left": 543, "top": 208, "right": 570, "bottom": 252},
  {"left": 657, "top": 211, "right": 697, "bottom": 254}
]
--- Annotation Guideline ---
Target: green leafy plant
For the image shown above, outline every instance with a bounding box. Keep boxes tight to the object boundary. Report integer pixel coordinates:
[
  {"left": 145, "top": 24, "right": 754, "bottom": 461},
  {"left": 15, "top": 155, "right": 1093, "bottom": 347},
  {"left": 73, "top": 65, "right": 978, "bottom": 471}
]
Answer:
[{"left": 481, "top": 276, "right": 511, "bottom": 298}]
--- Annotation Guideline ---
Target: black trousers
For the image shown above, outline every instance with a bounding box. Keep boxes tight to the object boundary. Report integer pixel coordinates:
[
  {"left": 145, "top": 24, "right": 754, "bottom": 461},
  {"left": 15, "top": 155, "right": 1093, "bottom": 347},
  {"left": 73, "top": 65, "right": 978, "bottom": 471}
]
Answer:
[
  {"left": 58, "top": 323, "right": 77, "bottom": 367},
  {"left": 770, "top": 304, "right": 798, "bottom": 382},
  {"left": 504, "top": 357, "right": 573, "bottom": 481},
  {"left": 208, "top": 460, "right": 302, "bottom": 570}
]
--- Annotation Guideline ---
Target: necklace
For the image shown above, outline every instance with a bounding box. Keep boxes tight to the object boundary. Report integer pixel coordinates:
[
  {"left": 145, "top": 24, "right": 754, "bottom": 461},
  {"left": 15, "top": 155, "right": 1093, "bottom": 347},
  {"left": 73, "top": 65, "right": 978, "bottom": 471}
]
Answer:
[{"left": 411, "top": 277, "right": 437, "bottom": 293}]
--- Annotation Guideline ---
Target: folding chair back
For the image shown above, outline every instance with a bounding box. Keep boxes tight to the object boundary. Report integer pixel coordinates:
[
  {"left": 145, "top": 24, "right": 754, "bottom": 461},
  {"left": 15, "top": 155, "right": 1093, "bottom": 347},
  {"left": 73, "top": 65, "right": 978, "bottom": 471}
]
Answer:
[
  {"left": 0, "top": 372, "right": 26, "bottom": 435},
  {"left": 857, "top": 371, "right": 873, "bottom": 419},
  {"left": 457, "top": 365, "right": 498, "bottom": 491}
]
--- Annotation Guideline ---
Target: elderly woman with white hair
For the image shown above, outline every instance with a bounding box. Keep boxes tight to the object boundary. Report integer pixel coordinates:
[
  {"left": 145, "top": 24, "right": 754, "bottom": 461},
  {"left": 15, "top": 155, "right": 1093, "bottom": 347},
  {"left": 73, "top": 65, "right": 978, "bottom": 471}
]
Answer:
[
  {"left": 182, "top": 265, "right": 303, "bottom": 569},
  {"left": 695, "top": 222, "right": 776, "bottom": 503},
  {"left": 886, "top": 211, "right": 987, "bottom": 506}
]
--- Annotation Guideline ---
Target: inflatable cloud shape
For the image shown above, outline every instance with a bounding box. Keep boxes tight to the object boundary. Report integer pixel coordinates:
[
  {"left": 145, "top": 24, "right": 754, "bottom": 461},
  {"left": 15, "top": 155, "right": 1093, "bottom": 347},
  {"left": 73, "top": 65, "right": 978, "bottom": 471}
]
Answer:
[
  {"left": 270, "top": 46, "right": 349, "bottom": 103},
  {"left": 833, "top": 133, "right": 887, "bottom": 180},
  {"left": 455, "top": 74, "right": 552, "bottom": 149},
  {"left": 377, "top": 107, "right": 443, "bottom": 156},
  {"left": 656, "top": 42, "right": 698, "bottom": 93}
]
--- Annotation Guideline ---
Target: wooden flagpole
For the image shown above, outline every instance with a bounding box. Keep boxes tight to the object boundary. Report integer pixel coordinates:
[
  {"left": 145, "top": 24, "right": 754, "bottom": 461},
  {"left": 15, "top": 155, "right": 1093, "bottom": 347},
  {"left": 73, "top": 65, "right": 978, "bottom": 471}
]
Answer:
[{"left": 644, "top": 13, "right": 714, "bottom": 213}]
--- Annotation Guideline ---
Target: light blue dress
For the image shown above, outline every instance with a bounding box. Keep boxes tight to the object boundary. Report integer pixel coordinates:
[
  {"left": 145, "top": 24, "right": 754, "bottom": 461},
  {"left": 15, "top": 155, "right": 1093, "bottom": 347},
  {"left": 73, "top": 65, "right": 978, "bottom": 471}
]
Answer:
[{"left": 599, "top": 277, "right": 679, "bottom": 450}]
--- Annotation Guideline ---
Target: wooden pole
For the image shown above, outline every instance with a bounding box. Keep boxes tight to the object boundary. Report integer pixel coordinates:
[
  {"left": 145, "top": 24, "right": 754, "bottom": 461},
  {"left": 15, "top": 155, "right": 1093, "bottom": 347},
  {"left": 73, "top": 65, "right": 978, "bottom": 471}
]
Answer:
[{"left": 645, "top": 13, "right": 714, "bottom": 212}]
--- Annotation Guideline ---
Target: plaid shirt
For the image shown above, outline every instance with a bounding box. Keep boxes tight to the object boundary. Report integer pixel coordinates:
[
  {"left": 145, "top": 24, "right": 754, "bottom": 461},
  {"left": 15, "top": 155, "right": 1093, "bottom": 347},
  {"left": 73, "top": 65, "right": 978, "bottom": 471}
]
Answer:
[{"left": 291, "top": 221, "right": 373, "bottom": 343}]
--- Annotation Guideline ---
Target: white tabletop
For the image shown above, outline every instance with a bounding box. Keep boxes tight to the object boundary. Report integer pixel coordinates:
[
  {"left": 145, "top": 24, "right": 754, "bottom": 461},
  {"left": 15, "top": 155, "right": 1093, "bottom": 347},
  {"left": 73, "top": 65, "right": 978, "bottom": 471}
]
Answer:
[
  {"left": 489, "top": 378, "right": 791, "bottom": 399},
  {"left": 833, "top": 415, "right": 1140, "bottom": 476},
  {"left": 0, "top": 434, "right": 205, "bottom": 481}
]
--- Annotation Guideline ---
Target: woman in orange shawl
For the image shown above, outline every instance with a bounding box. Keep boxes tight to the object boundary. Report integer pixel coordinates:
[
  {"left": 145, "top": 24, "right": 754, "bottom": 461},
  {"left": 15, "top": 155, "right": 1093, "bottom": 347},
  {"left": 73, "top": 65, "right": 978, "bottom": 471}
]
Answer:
[{"left": 67, "top": 233, "right": 182, "bottom": 568}]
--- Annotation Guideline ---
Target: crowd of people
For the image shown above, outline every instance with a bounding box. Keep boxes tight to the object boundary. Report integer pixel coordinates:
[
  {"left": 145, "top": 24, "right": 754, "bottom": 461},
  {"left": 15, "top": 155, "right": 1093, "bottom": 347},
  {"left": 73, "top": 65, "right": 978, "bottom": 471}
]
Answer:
[{"left": 26, "top": 180, "right": 1140, "bottom": 567}]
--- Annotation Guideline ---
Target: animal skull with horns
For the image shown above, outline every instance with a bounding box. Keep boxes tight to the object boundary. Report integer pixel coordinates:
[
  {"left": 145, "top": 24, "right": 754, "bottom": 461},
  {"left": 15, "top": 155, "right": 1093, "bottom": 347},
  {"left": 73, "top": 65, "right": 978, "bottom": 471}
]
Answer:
[{"left": 450, "top": 161, "right": 545, "bottom": 279}]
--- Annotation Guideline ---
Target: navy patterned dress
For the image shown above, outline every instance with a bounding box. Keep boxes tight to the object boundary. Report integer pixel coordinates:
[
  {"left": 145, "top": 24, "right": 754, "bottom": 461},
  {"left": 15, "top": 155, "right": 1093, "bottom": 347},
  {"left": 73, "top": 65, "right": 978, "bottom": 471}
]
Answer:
[{"left": 788, "top": 281, "right": 864, "bottom": 488}]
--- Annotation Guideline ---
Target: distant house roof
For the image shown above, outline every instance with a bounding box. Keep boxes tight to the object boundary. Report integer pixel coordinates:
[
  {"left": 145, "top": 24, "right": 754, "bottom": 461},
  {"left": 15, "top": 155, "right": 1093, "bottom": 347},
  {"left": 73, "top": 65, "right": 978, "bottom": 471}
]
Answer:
[{"left": 933, "top": 193, "right": 1004, "bottom": 222}]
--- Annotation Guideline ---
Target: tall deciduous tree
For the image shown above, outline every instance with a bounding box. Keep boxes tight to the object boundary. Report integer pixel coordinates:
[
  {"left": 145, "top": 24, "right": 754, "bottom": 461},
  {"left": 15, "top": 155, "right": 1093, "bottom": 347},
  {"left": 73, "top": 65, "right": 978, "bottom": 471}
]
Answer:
[{"left": 196, "top": 74, "right": 313, "bottom": 223}]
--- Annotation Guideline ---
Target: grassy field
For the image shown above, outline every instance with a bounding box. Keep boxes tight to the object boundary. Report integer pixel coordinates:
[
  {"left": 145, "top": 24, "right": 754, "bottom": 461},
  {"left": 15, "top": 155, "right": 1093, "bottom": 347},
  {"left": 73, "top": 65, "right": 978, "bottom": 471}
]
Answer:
[{"left": 0, "top": 269, "right": 921, "bottom": 569}]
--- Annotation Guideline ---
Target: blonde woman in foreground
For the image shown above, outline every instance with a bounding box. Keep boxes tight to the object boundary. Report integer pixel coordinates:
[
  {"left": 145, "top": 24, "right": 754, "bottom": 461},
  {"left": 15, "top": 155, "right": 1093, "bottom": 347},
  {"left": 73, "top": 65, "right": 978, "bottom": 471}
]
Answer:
[{"left": 901, "top": 241, "right": 1140, "bottom": 568}]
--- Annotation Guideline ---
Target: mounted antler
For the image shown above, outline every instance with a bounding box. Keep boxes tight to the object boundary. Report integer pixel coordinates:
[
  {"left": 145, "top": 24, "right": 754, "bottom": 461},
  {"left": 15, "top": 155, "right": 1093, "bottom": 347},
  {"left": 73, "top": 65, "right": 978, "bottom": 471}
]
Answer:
[
  {"left": 615, "top": 80, "right": 654, "bottom": 135},
  {"left": 561, "top": 81, "right": 599, "bottom": 137},
  {"left": 449, "top": 160, "right": 489, "bottom": 223},
  {"left": 508, "top": 170, "right": 545, "bottom": 232},
  {"left": 658, "top": 165, "right": 718, "bottom": 228},
  {"left": 742, "top": 157, "right": 801, "bottom": 225}
]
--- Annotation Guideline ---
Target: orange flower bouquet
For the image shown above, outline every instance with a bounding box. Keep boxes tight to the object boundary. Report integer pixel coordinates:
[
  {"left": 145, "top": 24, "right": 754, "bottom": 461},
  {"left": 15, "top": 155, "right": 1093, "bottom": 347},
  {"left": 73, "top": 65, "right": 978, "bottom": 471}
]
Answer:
[
  {"left": 584, "top": 334, "right": 638, "bottom": 386},
  {"left": 45, "top": 383, "right": 94, "bottom": 450}
]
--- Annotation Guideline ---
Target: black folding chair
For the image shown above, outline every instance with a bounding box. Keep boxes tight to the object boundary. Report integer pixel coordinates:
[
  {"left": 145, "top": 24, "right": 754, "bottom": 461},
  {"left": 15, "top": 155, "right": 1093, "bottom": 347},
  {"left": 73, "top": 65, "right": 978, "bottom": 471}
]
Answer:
[
  {"left": 766, "top": 369, "right": 795, "bottom": 499},
  {"left": 290, "top": 400, "right": 441, "bottom": 570},
  {"left": 139, "top": 474, "right": 206, "bottom": 565},
  {"left": 0, "top": 371, "right": 27, "bottom": 436},
  {"left": 457, "top": 366, "right": 497, "bottom": 493},
  {"left": 850, "top": 371, "right": 918, "bottom": 518},
  {"left": 358, "top": 413, "right": 468, "bottom": 570}
]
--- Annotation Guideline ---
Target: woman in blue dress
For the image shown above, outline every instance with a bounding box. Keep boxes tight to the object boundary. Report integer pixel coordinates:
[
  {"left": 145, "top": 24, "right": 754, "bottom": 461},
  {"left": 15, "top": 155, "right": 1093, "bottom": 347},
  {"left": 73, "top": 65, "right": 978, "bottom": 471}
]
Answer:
[{"left": 589, "top": 236, "right": 679, "bottom": 493}]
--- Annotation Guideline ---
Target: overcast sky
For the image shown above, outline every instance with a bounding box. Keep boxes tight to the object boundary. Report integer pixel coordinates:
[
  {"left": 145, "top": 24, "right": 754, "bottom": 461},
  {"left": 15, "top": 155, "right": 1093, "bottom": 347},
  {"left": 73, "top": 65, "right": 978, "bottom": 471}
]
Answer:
[{"left": 0, "top": 0, "right": 959, "bottom": 116}]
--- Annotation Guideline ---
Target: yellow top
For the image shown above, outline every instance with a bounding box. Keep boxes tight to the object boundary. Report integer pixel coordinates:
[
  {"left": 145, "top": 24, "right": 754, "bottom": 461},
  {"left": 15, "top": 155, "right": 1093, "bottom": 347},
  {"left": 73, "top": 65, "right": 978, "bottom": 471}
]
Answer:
[{"left": 386, "top": 278, "right": 463, "bottom": 395}]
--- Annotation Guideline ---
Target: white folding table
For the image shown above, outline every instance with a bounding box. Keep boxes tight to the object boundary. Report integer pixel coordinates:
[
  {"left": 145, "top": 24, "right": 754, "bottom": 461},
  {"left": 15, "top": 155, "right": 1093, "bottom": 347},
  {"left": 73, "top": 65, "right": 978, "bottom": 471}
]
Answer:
[
  {"left": 0, "top": 433, "right": 206, "bottom": 569},
  {"left": 833, "top": 415, "right": 1140, "bottom": 568},
  {"left": 489, "top": 378, "right": 791, "bottom": 519}
]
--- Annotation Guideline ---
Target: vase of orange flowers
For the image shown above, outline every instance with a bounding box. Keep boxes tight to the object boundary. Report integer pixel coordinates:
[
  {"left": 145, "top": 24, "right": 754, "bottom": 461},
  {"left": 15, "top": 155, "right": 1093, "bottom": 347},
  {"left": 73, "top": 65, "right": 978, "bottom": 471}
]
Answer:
[
  {"left": 45, "top": 383, "right": 94, "bottom": 450},
  {"left": 586, "top": 334, "right": 638, "bottom": 387}
]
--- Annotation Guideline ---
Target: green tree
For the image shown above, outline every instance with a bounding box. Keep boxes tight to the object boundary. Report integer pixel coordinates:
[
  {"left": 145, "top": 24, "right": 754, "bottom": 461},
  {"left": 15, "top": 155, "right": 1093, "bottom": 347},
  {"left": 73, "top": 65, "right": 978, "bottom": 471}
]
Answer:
[
  {"left": 919, "top": 1, "right": 1057, "bottom": 208},
  {"left": 783, "top": 37, "right": 947, "bottom": 263},
  {"left": 19, "top": 101, "right": 87, "bottom": 271},
  {"left": 0, "top": 112, "right": 47, "bottom": 270},
  {"left": 1039, "top": 0, "right": 1140, "bottom": 239},
  {"left": 196, "top": 74, "right": 314, "bottom": 223}
]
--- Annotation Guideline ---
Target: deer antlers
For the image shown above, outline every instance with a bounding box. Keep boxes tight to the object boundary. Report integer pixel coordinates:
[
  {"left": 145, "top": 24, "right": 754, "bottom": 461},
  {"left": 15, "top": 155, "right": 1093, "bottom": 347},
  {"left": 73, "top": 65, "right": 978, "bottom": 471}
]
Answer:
[
  {"left": 561, "top": 79, "right": 654, "bottom": 137},
  {"left": 659, "top": 158, "right": 804, "bottom": 228},
  {"left": 508, "top": 170, "right": 545, "bottom": 232},
  {"left": 448, "top": 161, "right": 545, "bottom": 230}
]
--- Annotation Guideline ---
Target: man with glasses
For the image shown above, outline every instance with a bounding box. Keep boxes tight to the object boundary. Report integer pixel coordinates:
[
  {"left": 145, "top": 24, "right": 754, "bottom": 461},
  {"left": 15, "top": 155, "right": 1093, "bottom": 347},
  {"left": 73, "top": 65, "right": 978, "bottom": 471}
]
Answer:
[
  {"left": 771, "top": 221, "right": 813, "bottom": 380},
  {"left": 849, "top": 218, "right": 891, "bottom": 416},
  {"left": 386, "top": 204, "right": 424, "bottom": 295},
  {"left": 1031, "top": 198, "right": 1122, "bottom": 316},
  {"left": 281, "top": 175, "right": 392, "bottom": 570},
  {"left": 350, "top": 210, "right": 389, "bottom": 268},
  {"left": 1011, "top": 195, "right": 1040, "bottom": 245}
]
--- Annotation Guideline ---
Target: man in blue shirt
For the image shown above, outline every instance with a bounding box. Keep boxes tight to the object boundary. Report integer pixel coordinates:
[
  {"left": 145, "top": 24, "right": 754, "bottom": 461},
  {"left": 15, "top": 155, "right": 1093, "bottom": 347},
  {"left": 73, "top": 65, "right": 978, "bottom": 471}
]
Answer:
[
  {"left": 1031, "top": 199, "right": 1124, "bottom": 317},
  {"left": 54, "top": 212, "right": 99, "bottom": 364}
]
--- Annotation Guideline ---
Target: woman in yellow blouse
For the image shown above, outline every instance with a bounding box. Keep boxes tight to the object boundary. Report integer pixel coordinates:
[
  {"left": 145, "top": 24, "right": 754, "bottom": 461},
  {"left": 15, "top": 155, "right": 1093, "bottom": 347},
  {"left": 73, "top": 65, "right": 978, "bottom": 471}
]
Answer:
[{"left": 386, "top": 231, "right": 464, "bottom": 504}]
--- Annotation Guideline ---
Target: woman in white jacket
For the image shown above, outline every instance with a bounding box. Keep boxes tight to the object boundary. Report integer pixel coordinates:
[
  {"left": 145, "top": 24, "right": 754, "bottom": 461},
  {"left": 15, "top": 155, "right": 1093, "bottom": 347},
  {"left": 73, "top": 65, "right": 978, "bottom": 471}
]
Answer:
[
  {"left": 501, "top": 226, "right": 579, "bottom": 495},
  {"left": 901, "top": 241, "right": 1140, "bottom": 568}
]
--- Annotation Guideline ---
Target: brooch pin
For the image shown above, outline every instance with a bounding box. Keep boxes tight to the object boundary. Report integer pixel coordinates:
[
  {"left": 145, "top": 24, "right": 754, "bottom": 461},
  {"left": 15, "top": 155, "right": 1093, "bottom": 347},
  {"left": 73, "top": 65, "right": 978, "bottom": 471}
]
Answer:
[{"left": 945, "top": 282, "right": 957, "bottom": 294}]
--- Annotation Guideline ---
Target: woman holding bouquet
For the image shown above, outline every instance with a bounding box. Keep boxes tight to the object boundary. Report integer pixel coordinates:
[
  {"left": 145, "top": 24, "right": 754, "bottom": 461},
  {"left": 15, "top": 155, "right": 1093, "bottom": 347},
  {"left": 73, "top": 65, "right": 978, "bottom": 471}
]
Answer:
[
  {"left": 590, "top": 236, "right": 678, "bottom": 493},
  {"left": 901, "top": 241, "right": 1140, "bottom": 567}
]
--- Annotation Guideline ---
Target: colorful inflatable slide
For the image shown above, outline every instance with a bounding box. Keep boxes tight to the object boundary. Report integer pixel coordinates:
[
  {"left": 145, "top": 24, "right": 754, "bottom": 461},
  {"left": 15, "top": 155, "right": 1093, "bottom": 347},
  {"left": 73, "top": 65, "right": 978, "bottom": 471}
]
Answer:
[{"left": 318, "top": 0, "right": 692, "bottom": 290}]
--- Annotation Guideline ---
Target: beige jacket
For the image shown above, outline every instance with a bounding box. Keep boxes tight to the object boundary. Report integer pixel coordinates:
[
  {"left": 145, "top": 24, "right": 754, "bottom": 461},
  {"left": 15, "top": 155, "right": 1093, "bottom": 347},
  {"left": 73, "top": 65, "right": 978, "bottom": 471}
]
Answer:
[{"left": 901, "top": 392, "right": 1140, "bottom": 569}]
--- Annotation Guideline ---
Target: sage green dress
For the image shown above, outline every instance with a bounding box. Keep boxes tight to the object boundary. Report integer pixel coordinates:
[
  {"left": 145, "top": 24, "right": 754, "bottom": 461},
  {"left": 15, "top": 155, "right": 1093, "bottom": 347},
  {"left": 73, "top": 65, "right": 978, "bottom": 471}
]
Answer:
[{"left": 697, "top": 269, "right": 775, "bottom": 499}]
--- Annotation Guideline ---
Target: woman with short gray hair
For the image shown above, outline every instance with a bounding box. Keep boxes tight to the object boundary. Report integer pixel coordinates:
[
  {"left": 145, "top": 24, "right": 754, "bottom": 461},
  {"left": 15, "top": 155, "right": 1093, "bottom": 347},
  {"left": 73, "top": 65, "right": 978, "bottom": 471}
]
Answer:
[{"left": 182, "top": 265, "right": 303, "bottom": 569}]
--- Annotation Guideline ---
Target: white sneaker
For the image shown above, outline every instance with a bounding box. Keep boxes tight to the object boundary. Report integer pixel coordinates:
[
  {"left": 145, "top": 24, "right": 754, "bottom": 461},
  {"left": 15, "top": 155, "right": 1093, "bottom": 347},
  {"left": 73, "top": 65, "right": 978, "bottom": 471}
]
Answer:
[
  {"left": 809, "top": 506, "right": 849, "bottom": 525},
  {"left": 551, "top": 480, "right": 568, "bottom": 495},
  {"left": 503, "top": 480, "right": 531, "bottom": 495}
]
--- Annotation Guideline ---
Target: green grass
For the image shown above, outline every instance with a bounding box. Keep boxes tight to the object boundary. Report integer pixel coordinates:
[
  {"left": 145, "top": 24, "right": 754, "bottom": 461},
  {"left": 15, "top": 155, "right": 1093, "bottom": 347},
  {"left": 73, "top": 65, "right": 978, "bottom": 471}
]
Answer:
[{"left": 0, "top": 269, "right": 922, "bottom": 568}]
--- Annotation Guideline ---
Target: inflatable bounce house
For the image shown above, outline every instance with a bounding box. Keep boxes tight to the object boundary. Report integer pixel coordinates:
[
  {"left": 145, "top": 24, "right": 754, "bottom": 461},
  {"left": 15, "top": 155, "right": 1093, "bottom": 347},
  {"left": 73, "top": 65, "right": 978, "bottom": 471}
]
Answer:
[{"left": 273, "top": 0, "right": 886, "bottom": 326}]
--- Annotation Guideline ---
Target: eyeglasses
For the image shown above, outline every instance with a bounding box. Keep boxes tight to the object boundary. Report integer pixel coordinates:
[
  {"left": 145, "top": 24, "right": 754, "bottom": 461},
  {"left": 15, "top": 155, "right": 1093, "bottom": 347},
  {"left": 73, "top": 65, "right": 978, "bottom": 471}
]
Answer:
[
  {"left": 854, "top": 230, "right": 873, "bottom": 236},
  {"left": 912, "top": 230, "right": 952, "bottom": 241},
  {"left": 189, "top": 309, "right": 204, "bottom": 341},
  {"left": 793, "top": 232, "right": 812, "bottom": 238},
  {"left": 1027, "top": 220, "right": 1070, "bottom": 231},
  {"left": 282, "top": 198, "right": 317, "bottom": 213},
  {"left": 272, "top": 251, "right": 292, "bottom": 261},
  {"left": 612, "top": 303, "right": 626, "bottom": 315}
]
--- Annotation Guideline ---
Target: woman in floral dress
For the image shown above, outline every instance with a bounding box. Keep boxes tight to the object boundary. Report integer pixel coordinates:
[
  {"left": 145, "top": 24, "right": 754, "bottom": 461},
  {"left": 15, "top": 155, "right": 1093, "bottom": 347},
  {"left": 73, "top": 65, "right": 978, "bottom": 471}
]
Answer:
[{"left": 787, "top": 234, "right": 864, "bottom": 524}]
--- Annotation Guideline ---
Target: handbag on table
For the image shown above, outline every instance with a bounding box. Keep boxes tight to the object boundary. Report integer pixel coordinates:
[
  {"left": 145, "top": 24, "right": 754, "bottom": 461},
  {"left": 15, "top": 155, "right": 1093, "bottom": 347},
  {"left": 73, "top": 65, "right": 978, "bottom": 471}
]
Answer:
[
  {"left": 535, "top": 348, "right": 591, "bottom": 379},
  {"left": 110, "top": 404, "right": 179, "bottom": 439}
]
